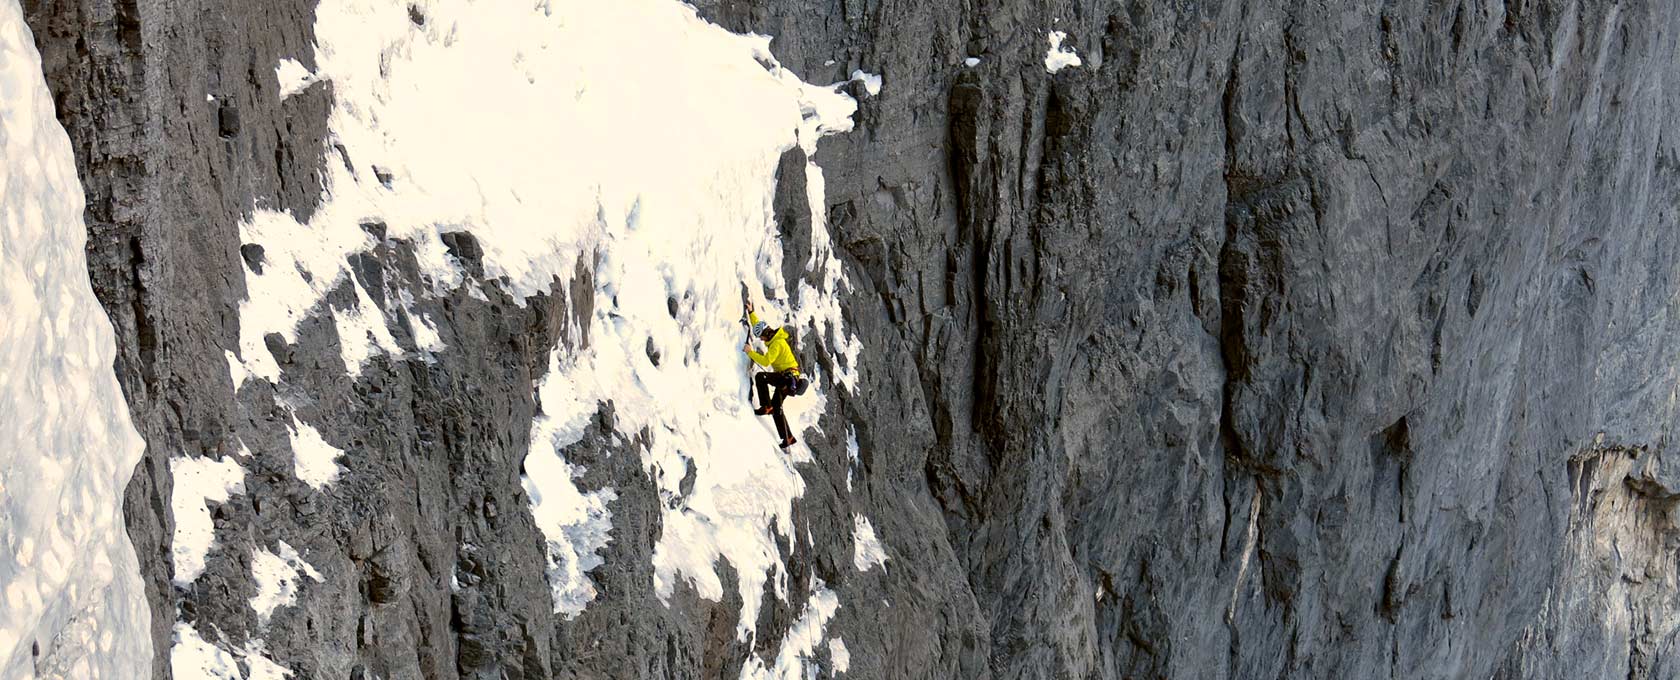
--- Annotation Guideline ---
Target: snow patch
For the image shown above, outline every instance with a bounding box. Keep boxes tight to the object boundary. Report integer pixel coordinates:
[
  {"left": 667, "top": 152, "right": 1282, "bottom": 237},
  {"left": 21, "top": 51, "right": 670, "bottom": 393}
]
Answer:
[
  {"left": 330, "top": 275, "right": 402, "bottom": 376},
  {"left": 407, "top": 310, "right": 445, "bottom": 358},
  {"left": 521, "top": 433, "right": 616, "bottom": 617},
  {"left": 275, "top": 58, "right": 316, "bottom": 99},
  {"left": 963, "top": 56, "right": 981, "bottom": 67},
  {"left": 739, "top": 581, "right": 841, "bottom": 680},
  {"left": 170, "top": 623, "right": 292, "bottom": 680},
  {"left": 1044, "top": 31, "right": 1082, "bottom": 73},
  {"left": 287, "top": 415, "right": 346, "bottom": 490},
  {"left": 849, "top": 69, "right": 882, "bottom": 96},
  {"left": 232, "top": 206, "right": 411, "bottom": 382},
  {"left": 242, "top": 646, "right": 293, "bottom": 680},
  {"left": 828, "top": 638, "right": 850, "bottom": 674},
  {"left": 170, "top": 623, "right": 242, "bottom": 680},
  {"left": 169, "top": 456, "right": 248, "bottom": 586},
  {"left": 852, "top": 515, "right": 888, "bottom": 572},
  {"left": 226, "top": 350, "right": 254, "bottom": 388},
  {"left": 845, "top": 427, "right": 860, "bottom": 492},
  {"left": 249, "top": 541, "right": 323, "bottom": 623},
  {"left": 0, "top": 3, "right": 153, "bottom": 673}
]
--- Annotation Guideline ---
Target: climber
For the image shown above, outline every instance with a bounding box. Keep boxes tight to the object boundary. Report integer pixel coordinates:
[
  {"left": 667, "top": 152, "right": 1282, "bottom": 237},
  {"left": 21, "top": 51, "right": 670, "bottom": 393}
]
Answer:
[{"left": 742, "top": 300, "right": 806, "bottom": 449}]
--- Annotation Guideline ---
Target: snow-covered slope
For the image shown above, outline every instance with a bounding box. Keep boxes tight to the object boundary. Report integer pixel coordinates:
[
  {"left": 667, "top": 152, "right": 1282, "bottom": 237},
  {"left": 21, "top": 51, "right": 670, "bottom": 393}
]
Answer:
[
  {"left": 211, "top": 0, "right": 869, "bottom": 673},
  {"left": 0, "top": 1, "right": 150, "bottom": 676}
]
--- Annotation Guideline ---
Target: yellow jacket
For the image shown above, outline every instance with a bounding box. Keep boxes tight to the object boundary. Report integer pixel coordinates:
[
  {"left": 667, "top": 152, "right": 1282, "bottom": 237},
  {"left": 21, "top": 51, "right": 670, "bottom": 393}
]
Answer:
[{"left": 745, "top": 312, "right": 799, "bottom": 372}]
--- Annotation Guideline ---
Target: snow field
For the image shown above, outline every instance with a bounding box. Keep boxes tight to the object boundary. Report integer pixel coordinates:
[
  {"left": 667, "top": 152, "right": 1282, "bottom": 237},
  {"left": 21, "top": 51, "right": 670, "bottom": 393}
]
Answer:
[{"left": 0, "top": 2, "right": 151, "bottom": 675}]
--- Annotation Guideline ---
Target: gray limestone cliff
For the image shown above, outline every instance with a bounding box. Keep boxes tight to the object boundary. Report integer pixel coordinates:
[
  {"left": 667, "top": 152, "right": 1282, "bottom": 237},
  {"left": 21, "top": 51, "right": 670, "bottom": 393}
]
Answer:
[{"left": 22, "top": 0, "right": 1680, "bottom": 678}]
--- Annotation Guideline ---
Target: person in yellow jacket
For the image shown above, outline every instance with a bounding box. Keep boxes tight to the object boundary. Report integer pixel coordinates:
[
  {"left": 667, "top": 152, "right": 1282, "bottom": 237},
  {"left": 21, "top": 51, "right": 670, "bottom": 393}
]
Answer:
[{"left": 742, "top": 301, "right": 805, "bottom": 448}]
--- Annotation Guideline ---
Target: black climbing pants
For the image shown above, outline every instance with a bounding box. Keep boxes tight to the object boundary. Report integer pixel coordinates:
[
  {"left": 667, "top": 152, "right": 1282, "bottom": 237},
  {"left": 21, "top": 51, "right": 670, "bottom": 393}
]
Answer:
[{"left": 755, "top": 370, "right": 797, "bottom": 441}]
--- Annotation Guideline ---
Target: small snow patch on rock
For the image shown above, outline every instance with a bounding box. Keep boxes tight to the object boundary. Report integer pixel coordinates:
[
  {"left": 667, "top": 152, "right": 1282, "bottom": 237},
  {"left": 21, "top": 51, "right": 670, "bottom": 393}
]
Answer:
[
  {"left": 828, "top": 638, "right": 850, "bottom": 674},
  {"left": 276, "top": 58, "right": 317, "bottom": 99},
  {"left": 288, "top": 415, "right": 346, "bottom": 490},
  {"left": 523, "top": 440, "right": 616, "bottom": 617},
  {"left": 170, "top": 456, "right": 247, "bottom": 586},
  {"left": 171, "top": 622, "right": 294, "bottom": 679},
  {"left": 170, "top": 623, "right": 243, "bottom": 679},
  {"left": 852, "top": 515, "right": 888, "bottom": 572},
  {"left": 249, "top": 541, "right": 324, "bottom": 623},
  {"left": 1044, "top": 31, "right": 1082, "bottom": 73},
  {"left": 739, "top": 581, "right": 841, "bottom": 679},
  {"left": 845, "top": 427, "right": 860, "bottom": 492},
  {"left": 849, "top": 69, "right": 882, "bottom": 96},
  {"left": 331, "top": 276, "right": 401, "bottom": 376}
]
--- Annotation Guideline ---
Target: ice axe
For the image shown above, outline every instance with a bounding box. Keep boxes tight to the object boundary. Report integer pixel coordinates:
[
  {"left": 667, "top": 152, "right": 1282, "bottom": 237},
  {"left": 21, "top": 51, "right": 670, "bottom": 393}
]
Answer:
[{"left": 740, "top": 282, "right": 755, "bottom": 407}]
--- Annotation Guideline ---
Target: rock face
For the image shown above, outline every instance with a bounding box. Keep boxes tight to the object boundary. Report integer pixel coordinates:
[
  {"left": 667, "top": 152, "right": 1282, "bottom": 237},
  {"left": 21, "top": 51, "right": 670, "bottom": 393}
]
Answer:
[{"left": 22, "top": 0, "right": 1680, "bottom": 678}]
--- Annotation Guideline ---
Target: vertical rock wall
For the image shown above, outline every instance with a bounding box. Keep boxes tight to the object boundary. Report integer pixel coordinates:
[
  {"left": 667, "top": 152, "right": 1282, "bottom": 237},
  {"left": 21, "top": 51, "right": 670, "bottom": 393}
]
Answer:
[{"left": 23, "top": 0, "right": 1680, "bottom": 677}]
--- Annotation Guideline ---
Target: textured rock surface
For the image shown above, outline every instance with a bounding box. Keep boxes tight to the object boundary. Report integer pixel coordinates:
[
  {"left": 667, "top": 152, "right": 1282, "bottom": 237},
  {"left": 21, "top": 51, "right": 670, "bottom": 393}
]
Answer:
[{"left": 24, "top": 0, "right": 1680, "bottom": 678}]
